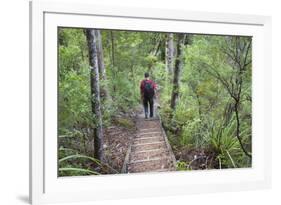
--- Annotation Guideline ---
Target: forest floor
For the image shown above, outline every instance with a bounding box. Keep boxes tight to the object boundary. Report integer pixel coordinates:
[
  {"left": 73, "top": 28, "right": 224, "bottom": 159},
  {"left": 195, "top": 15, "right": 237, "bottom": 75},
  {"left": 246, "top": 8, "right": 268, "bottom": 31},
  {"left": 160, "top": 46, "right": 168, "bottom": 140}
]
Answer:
[
  {"left": 173, "top": 147, "right": 219, "bottom": 170},
  {"left": 103, "top": 111, "right": 138, "bottom": 173}
]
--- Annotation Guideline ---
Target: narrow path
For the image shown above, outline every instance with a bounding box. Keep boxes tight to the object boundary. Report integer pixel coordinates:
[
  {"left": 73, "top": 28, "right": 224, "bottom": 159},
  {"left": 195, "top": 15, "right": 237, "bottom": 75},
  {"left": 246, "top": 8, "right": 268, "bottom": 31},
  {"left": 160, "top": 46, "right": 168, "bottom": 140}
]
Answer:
[{"left": 123, "top": 105, "right": 177, "bottom": 173}]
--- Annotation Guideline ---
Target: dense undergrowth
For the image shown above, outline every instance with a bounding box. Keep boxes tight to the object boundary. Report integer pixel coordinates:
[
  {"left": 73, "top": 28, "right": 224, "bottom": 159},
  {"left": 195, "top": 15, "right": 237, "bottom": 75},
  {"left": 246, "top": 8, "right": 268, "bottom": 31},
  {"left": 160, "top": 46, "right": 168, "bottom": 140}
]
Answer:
[{"left": 159, "top": 36, "right": 252, "bottom": 169}]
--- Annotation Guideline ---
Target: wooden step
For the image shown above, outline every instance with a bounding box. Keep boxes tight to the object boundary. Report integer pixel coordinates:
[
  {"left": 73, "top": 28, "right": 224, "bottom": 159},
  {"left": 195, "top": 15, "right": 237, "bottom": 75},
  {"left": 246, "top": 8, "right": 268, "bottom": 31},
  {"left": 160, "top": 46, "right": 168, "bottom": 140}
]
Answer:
[
  {"left": 133, "top": 137, "right": 164, "bottom": 144},
  {"left": 136, "top": 132, "right": 162, "bottom": 138},
  {"left": 131, "top": 142, "right": 166, "bottom": 152},
  {"left": 130, "top": 150, "right": 170, "bottom": 161},
  {"left": 129, "top": 157, "right": 167, "bottom": 164},
  {"left": 134, "top": 135, "right": 163, "bottom": 140},
  {"left": 137, "top": 122, "right": 161, "bottom": 130},
  {"left": 133, "top": 148, "right": 166, "bottom": 154},
  {"left": 139, "top": 128, "right": 162, "bottom": 133},
  {"left": 127, "top": 158, "right": 173, "bottom": 173}
]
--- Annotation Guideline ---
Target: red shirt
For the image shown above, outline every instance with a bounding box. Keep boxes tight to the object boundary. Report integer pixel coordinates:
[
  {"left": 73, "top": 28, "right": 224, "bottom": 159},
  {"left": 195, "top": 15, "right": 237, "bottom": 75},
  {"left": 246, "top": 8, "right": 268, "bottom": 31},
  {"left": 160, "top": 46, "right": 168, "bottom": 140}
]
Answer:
[{"left": 140, "top": 79, "right": 157, "bottom": 96}]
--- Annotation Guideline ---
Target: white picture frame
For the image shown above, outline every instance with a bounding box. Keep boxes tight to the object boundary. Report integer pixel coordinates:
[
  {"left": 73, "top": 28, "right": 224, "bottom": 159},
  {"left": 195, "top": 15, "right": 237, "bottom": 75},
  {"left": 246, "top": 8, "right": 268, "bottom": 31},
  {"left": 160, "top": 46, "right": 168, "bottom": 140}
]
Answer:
[{"left": 29, "top": 0, "right": 272, "bottom": 204}]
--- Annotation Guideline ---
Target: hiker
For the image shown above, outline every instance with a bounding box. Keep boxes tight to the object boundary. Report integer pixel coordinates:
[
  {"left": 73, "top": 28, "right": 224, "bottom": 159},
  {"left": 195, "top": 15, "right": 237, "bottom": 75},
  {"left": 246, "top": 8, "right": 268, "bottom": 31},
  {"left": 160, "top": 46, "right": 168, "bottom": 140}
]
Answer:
[{"left": 140, "top": 72, "right": 157, "bottom": 119}]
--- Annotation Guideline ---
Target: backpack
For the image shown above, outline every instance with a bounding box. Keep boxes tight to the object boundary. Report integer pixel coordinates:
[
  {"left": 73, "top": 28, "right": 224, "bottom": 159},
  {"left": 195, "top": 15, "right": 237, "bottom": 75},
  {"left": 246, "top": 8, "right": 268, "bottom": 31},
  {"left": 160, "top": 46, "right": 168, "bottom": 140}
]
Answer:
[{"left": 143, "top": 80, "right": 155, "bottom": 98}]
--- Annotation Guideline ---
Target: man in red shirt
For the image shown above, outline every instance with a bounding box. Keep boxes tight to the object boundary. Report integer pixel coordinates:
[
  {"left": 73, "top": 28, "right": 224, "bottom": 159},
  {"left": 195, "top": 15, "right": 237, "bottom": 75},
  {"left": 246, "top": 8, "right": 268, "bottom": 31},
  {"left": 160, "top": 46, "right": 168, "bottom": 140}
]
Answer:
[{"left": 140, "top": 72, "right": 157, "bottom": 119}]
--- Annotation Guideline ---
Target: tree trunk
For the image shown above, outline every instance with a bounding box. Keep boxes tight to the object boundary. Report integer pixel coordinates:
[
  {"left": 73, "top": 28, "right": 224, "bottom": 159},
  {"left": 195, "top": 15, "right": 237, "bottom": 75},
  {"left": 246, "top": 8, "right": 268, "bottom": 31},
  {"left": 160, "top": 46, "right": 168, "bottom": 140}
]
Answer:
[
  {"left": 110, "top": 31, "right": 117, "bottom": 93},
  {"left": 151, "top": 34, "right": 162, "bottom": 56},
  {"left": 110, "top": 31, "right": 115, "bottom": 67},
  {"left": 95, "top": 29, "right": 111, "bottom": 101},
  {"left": 95, "top": 30, "right": 106, "bottom": 79},
  {"left": 170, "top": 34, "right": 186, "bottom": 109},
  {"left": 85, "top": 29, "right": 105, "bottom": 162},
  {"left": 234, "top": 100, "right": 252, "bottom": 158},
  {"left": 166, "top": 33, "right": 174, "bottom": 75}
]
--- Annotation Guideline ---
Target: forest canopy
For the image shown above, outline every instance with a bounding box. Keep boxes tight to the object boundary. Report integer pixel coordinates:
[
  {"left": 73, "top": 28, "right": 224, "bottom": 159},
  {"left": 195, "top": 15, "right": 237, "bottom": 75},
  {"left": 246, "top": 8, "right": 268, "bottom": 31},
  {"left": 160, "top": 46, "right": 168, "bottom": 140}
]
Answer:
[{"left": 58, "top": 28, "right": 252, "bottom": 176}]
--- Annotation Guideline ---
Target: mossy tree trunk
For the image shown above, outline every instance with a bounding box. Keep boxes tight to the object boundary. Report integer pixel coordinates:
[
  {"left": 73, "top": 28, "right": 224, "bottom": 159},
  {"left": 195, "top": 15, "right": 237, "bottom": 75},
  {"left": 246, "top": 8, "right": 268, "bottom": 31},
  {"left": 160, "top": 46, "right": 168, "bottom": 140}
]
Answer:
[
  {"left": 85, "top": 28, "right": 105, "bottom": 162},
  {"left": 170, "top": 34, "right": 186, "bottom": 110},
  {"left": 166, "top": 33, "right": 174, "bottom": 75}
]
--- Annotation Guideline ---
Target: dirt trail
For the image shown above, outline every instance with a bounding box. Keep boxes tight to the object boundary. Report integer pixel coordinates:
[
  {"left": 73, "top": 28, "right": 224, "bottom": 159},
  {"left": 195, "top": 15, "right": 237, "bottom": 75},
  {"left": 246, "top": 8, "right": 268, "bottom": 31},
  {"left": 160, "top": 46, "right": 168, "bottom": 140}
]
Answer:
[{"left": 123, "top": 106, "right": 177, "bottom": 173}]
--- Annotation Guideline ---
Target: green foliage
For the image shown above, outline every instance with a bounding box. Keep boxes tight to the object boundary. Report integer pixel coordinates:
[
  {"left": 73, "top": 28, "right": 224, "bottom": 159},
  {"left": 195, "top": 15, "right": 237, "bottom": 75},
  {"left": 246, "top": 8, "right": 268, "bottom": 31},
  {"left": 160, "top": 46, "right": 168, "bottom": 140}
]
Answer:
[
  {"left": 110, "top": 72, "right": 139, "bottom": 111},
  {"left": 59, "top": 167, "right": 100, "bottom": 176},
  {"left": 58, "top": 28, "right": 93, "bottom": 134},
  {"left": 58, "top": 66, "right": 92, "bottom": 131},
  {"left": 58, "top": 27, "right": 252, "bottom": 174},
  {"left": 58, "top": 149, "right": 119, "bottom": 176},
  {"left": 181, "top": 118, "right": 202, "bottom": 146},
  {"left": 176, "top": 161, "right": 190, "bottom": 171},
  {"left": 160, "top": 35, "right": 252, "bottom": 169}
]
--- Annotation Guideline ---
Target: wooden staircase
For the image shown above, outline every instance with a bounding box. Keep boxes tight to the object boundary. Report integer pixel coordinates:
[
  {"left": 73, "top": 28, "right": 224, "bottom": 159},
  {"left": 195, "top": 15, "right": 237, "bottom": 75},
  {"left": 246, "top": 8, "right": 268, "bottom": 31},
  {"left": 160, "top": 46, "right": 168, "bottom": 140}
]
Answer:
[{"left": 122, "top": 109, "right": 177, "bottom": 173}]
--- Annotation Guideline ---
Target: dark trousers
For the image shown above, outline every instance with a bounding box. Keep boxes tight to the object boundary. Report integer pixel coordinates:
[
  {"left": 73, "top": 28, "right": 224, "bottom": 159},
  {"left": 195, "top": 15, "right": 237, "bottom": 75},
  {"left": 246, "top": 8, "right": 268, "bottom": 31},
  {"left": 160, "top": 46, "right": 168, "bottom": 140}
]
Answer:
[{"left": 143, "top": 96, "right": 154, "bottom": 117}]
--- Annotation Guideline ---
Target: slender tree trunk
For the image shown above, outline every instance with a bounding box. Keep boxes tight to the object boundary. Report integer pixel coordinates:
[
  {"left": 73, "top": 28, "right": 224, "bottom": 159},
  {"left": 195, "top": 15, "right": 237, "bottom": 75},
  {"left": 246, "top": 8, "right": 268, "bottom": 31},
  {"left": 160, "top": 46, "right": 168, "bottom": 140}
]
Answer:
[
  {"left": 85, "top": 29, "right": 105, "bottom": 162},
  {"left": 95, "top": 29, "right": 111, "bottom": 101},
  {"left": 110, "top": 31, "right": 115, "bottom": 67},
  {"left": 166, "top": 33, "right": 174, "bottom": 75},
  {"left": 151, "top": 35, "right": 162, "bottom": 56},
  {"left": 234, "top": 101, "right": 252, "bottom": 158},
  {"left": 95, "top": 30, "right": 106, "bottom": 79},
  {"left": 110, "top": 31, "right": 117, "bottom": 93},
  {"left": 170, "top": 34, "right": 186, "bottom": 109}
]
